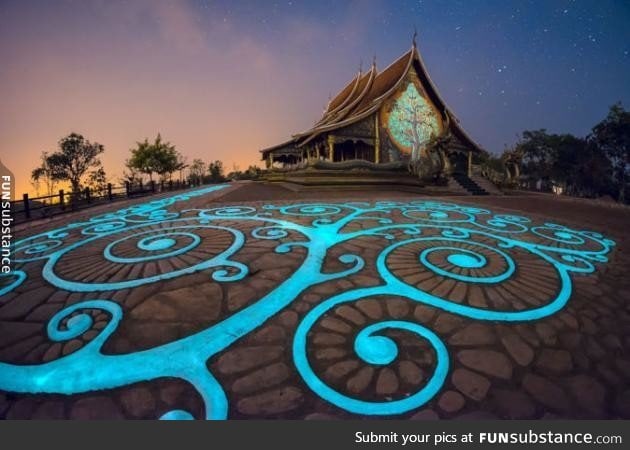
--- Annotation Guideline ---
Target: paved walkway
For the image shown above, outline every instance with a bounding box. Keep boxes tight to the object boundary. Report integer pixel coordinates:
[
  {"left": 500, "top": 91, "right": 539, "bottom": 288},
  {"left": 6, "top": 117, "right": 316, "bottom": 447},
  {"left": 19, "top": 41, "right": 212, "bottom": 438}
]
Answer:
[{"left": 1, "top": 182, "right": 629, "bottom": 419}]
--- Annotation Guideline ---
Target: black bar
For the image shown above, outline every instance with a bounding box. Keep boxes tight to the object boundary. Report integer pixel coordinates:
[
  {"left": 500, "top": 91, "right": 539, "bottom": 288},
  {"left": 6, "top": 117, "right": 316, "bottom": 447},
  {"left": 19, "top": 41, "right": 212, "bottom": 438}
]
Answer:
[{"left": 0, "top": 421, "right": 626, "bottom": 450}]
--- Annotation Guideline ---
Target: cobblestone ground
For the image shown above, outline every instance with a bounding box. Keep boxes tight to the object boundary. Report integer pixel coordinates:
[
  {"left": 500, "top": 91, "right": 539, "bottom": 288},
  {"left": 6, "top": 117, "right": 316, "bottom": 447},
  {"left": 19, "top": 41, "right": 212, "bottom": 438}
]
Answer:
[{"left": 1, "top": 182, "right": 629, "bottom": 419}]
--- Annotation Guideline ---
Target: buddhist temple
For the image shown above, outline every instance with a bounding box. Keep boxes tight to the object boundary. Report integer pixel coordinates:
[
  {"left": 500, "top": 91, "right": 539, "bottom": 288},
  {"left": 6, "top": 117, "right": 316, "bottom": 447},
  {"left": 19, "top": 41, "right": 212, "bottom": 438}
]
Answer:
[{"left": 260, "top": 38, "right": 498, "bottom": 194}]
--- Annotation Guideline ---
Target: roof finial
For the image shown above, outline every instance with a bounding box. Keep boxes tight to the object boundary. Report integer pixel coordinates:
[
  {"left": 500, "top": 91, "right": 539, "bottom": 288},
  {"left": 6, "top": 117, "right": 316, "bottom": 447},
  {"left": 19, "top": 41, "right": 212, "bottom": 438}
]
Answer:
[
  {"left": 372, "top": 54, "right": 377, "bottom": 67},
  {"left": 358, "top": 58, "right": 363, "bottom": 73},
  {"left": 412, "top": 26, "right": 418, "bottom": 48}
]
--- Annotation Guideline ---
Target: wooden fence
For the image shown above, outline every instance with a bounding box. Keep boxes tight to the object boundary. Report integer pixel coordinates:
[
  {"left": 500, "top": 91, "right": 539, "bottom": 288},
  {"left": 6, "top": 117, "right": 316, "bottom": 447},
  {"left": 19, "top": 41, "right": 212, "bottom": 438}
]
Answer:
[{"left": 10, "top": 179, "right": 192, "bottom": 224}]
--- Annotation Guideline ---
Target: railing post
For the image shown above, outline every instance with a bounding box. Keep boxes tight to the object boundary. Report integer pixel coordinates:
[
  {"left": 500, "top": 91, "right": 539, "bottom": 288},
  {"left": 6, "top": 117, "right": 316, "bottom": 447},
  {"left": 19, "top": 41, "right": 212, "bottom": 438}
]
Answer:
[
  {"left": 151, "top": 180, "right": 156, "bottom": 193},
  {"left": 125, "top": 181, "right": 130, "bottom": 197},
  {"left": 169, "top": 180, "right": 173, "bottom": 191},
  {"left": 85, "top": 187, "right": 91, "bottom": 204},
  {"left": 59, "top": 189, "right": 65, "bottom": 210},
  {"left": 139, "top": 180, "right": 143, "bottom": 191},
  {"left": 23, "top": 193, "right": 30, "bottom": 219},
  {"left": 107, "top": 183, "right": 113, "bottom": 201}
]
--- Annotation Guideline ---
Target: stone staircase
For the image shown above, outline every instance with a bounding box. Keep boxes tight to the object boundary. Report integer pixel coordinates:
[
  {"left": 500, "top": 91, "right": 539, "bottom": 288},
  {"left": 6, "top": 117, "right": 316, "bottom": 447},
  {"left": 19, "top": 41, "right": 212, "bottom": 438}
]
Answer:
[
  {"left": 470, "top": 174, "right": 503, "bottom": 195},
  {"left": 451, "top": 172, "right": 490, "bottom": 195}
]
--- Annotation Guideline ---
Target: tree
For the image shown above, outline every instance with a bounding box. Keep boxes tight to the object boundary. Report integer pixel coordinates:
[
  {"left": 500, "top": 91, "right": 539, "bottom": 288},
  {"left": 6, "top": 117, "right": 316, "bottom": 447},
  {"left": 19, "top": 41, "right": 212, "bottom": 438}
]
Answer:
[
  {"left": 515, "top": 129, "right": 557, "bottom": 185},
  {"left": 127, "top": 139, "right": 155, "bottom": 182},
  {"left": 120, "top": 167, "right": 143, "bottom": 187},
  {"left": 31, "top": 151, "right": 57, "bottom": 197},
  {"left": 208, "top": 160, "right": 224, "bottom": 183},
  {"left": 127, "top": 134, "right": 181, "bottom": 183},
  {"left": 591, "top": 103, "right": 630, "bottom": 203},
  {"left": 549, "top": 134, "right": 611, "bottom": 198},
  {"left": 387, "top": 83, "right": 441, "bottom": 161},
  {"left": 174, "top": 154, "right": 188, "bottom": 182},
  {"left": 87, "top": 166, "right": 108, "bottom": 196},
  {"left": 45, "top": 133, "right": 105, "bottom": 195},
  {"left": 515, "top": 129, "right": 614, "bottom": 198},
  {"left": 153, "top": 136, "right": 179, "bottom": 182},
  {"left": 188, "top": 159, "right": 206, "bottom": 185},
  {"left": 246, "top": 165, "right": 261, "bottom": 179}
]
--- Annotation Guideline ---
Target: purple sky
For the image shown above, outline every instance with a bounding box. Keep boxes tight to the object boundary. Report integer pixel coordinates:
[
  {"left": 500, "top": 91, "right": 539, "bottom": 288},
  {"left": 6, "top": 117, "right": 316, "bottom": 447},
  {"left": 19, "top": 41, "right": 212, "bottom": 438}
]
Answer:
[{"left": 1, "top": 0, "right": 628, "bottom": 197}]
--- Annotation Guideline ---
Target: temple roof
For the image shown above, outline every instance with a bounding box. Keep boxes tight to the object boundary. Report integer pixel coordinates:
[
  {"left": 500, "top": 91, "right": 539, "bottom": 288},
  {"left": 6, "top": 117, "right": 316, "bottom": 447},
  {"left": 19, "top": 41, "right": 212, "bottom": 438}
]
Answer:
[{"left": 261, "top": 41, "right": 483, "bottom": 154}]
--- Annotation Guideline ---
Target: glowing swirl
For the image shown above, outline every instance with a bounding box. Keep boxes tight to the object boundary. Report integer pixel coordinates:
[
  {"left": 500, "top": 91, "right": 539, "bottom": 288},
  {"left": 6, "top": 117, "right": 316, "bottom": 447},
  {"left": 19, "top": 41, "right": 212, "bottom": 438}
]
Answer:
[
  {"left": 294, "top": 291, "right": 449, "bottom": 415},
  {"left": 417, "top": 238, "right": 515, "bottom": 283},
  {"left": 0, "top": 271, "right": 27, "bottom": 297},
  {"left": 104, "top": 231, "right": 201, "bottom": 263},
  {"left": 42, "top": 224, "right": 246, "bottom": 291},
  {"left": 81, "top": 221, "right": 127, "bottom": 235},
  {"left": 13, "top": 240, "right": 64, "bottom": 262},
  {"left": 205, "top": 206, "right": 257, "bottom": 216},
  {"left": 251, "top": 226, "right": 289, "bottom": 240},
  {"left": 531, "top": 226, "right": 586, "bottom": 245},
  {"left": 275, "top": 204, "right": 342, "bottom": 216},
  {"left": 479, "top": 216, "right": 529, "bottom": 233},
  {"left": 402, "top": 207, "right": 473, "bottom": 223},
  {"left": 46, "top": 299, "right": 122, "bottom": 347}
]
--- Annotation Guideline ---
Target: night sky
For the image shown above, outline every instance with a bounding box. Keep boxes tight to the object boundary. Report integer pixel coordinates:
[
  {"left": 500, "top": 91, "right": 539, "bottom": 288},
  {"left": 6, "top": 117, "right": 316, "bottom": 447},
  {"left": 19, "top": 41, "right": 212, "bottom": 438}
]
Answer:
[{"left": 1, "top": 0, "right": 629, "bottom": 196}]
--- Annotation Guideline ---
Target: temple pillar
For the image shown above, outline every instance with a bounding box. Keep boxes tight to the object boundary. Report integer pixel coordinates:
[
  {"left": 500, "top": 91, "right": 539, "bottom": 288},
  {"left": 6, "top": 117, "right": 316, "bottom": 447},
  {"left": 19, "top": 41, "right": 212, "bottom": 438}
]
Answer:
[
  {"left": 374, "top": 114, "right": 380, "bottom": 163},
  {"left": 327, "top": 135, "right": 334, "bottom": 161},
  {"left": 467, "top": 150, "right": 472, "bottom": 176}
]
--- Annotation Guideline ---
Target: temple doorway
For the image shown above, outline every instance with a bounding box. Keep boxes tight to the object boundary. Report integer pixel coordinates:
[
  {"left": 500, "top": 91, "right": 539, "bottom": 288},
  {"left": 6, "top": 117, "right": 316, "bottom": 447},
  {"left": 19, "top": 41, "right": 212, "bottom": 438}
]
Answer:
[
  {"left": 332, "top": 139, "right": 375, "bottom": 162},
  {"left": 449, "top": 151, "right": 469, "bottom": 174}
]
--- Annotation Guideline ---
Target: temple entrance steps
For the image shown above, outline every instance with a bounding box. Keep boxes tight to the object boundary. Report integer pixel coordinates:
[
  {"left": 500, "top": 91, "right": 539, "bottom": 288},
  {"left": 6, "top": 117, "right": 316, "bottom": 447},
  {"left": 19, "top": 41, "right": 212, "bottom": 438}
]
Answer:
[
  {"left": 450, "top": 173, "right": 496, "bottom": 196},
  {"left": 447, "top": 177, "right": 472, "bottom": 195},
  {"left": 469, "top": 174, "right": 504, "bottom": 195}
]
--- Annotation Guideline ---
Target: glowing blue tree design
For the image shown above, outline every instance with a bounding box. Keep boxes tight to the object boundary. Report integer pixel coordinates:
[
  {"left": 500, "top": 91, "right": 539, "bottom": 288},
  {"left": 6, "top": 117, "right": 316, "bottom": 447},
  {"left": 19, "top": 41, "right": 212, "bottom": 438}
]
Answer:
[
  {"left": 0, "top": 186, "right": 615, "bottom": 419},
  {"left": 387, "top": 83, "right": 441, "bottom": 160}
]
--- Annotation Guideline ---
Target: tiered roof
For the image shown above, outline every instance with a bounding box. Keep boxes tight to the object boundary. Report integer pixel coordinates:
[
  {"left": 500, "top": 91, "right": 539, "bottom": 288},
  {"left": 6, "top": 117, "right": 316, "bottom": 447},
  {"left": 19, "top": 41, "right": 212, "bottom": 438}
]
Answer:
[{"left": 261, "top": 41, "right": 483, "bottom": 155}]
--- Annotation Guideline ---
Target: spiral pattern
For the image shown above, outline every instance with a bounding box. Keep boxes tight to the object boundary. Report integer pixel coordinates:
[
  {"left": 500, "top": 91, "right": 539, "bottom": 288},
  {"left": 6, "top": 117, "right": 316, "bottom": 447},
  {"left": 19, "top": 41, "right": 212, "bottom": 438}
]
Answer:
[
  {"left": 294, "top": 294, "right": 449, "bottom": 415},
  {"left": 45, "top": 222, "right": 245, "bottom": 291},
  {"left": 0, "top": 190, "right": 616, "bottom": 419}
]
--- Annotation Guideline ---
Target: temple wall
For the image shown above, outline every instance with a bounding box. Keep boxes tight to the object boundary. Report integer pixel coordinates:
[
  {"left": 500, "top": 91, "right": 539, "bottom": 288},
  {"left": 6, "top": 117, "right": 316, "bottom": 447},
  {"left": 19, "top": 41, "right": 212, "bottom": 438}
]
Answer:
[
  {"left": 379, "top": 129, "right": 406, "bottom": 163},
  {"left": 332, "top": 116, "right": 374, "bottom": 139}
]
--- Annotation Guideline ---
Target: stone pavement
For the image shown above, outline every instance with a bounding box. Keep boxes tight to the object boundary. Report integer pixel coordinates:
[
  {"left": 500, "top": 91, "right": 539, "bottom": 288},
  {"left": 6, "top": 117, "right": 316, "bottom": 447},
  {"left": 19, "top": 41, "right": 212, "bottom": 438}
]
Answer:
[{"left": 1, "top": 182, "right": 629, "bottom": 419}]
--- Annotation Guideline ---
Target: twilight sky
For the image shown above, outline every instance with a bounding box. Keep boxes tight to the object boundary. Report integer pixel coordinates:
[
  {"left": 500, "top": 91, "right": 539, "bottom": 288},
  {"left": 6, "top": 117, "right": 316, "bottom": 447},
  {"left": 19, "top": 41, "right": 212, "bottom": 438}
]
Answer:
[{"left": 1, "top": 0, "right": 629, "bottom": 197}]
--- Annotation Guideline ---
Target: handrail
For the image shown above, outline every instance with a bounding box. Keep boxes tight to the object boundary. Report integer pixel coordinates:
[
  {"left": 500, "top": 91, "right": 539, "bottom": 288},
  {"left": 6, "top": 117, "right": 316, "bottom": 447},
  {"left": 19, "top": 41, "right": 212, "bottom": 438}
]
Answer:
[{"left": 9, "top": 180, "right": 194, "bottom": 224}]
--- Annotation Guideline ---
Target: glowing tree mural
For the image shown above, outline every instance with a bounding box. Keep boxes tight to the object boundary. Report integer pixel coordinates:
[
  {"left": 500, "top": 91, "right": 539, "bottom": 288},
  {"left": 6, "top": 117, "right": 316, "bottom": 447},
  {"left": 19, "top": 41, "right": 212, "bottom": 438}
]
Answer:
[{"left": 387, "top": 83, "right": 441, "bottom": 161}]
